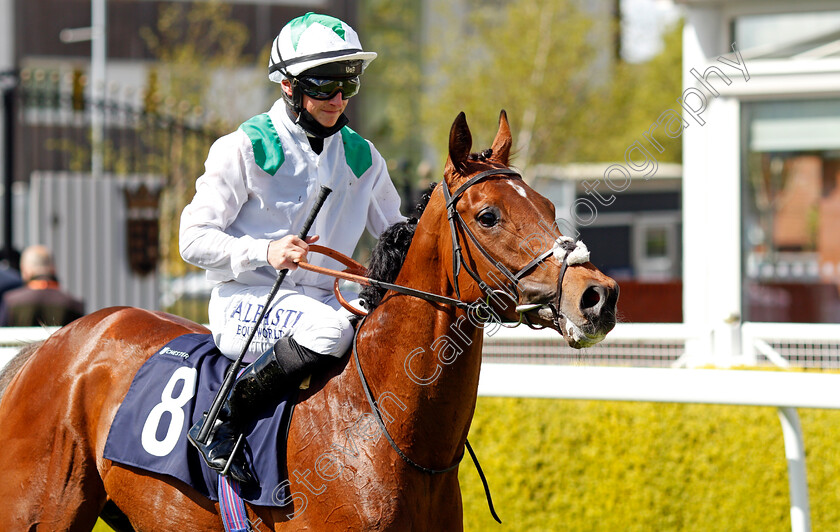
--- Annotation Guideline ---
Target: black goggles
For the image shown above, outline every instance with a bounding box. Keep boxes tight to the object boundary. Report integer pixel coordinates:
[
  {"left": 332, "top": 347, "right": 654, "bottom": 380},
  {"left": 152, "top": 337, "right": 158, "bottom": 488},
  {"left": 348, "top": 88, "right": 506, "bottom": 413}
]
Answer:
[{"left": 297, "top": 76, "right": 360, "bottom": 100}]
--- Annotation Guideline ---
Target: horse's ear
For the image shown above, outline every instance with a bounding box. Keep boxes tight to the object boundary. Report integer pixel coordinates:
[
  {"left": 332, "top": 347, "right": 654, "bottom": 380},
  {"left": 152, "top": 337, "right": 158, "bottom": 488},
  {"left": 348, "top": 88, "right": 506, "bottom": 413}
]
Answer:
[
  {"left": 490, "top": 109, "right": 512, "bottom": 166},
  {"left": 446, "top": 112, "right": 472, "bottom": 177}
]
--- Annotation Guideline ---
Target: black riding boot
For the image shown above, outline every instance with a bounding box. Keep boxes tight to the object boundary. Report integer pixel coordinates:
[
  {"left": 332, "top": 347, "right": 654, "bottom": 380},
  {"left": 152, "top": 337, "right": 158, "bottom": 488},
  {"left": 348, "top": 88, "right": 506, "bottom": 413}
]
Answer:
[{"left": 188, "top": 336, "right": 326, "bottom": 484}]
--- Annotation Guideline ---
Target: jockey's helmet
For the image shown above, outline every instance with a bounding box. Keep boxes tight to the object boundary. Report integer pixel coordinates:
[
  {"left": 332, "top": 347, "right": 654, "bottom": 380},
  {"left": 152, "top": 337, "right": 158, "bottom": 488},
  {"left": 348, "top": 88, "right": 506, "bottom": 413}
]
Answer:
[{"left": 268, "top": 13, "right": 376, "bottom": 112}]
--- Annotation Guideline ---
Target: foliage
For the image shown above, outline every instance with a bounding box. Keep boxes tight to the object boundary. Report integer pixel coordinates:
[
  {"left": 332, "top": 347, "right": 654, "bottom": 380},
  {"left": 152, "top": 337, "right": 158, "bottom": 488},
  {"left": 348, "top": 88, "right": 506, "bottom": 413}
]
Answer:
[
  {"left": 421, "top": 0, "right": 595, "bottom": 170},
  {"left": 357, "top": 0, "right": 426, "bottom": 215},
  {"left": 460, "top": 397, "right": 840, "bottom": 531},
  {"left": 574, "top": 20, "right": 684, "bottom": 164},
  {"left": 91, "top": 387, "right": 839, "bottom": 531},
  {"left": 140, "top": 1, "right": 252, "bottom": 114},
  {"left": 358, "top": 0, "right": 423, "bottom": 159},
  {"left": 138, "top": 1, "right": 256, "bottom": 289},
  {"left": 353, "top": 0, "right": 427, "bottom": 260},
  {"left": 415, "top": 0, "right": 683, "bottom": 178}
]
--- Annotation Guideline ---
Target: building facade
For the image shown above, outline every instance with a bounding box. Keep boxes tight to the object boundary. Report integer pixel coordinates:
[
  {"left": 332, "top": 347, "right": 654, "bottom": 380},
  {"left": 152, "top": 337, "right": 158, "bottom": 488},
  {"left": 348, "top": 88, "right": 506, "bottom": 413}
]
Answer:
[
  {"left": 0, "top": 0, "right": 357, "bottom": 315},
  {"left": 677, "top": 0, "right": 840, "bottom": 363},
  {"left": 531, "top": 162, "right": 684, "bottom": 323}
]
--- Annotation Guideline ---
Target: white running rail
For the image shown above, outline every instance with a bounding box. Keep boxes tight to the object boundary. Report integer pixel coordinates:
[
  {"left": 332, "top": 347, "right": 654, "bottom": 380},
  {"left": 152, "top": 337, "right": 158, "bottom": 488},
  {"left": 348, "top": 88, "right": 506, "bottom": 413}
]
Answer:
[{"left": 0, "top": 327, "right": 59, "bottom": 369}]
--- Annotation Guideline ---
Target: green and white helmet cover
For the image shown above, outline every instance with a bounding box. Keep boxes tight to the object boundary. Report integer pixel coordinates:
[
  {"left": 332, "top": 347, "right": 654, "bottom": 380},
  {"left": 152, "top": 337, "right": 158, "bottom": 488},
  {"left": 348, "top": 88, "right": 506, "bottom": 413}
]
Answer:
[{"left": 268, "top": 12, "right": 377, "bottom": 82}]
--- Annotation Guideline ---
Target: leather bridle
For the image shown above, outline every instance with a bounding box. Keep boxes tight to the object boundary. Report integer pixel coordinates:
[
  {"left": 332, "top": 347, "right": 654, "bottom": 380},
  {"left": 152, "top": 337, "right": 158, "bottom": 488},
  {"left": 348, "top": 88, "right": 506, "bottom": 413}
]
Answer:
[
  {"left": 300, "top": 166, "right": 577, "bottom": 324},
  {"left": 440, "top": 166, "right": 574, "bottom": 328},
  {"left": 351, "top": 166, "right": 584, "bottom": 524}
]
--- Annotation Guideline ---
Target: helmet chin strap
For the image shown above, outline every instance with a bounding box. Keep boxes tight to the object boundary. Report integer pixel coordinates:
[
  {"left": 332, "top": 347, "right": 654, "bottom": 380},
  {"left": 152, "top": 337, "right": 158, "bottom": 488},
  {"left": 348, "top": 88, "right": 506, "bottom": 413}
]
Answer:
[{"left": 284, "top": 103, "right": 348, "bottom": 139}]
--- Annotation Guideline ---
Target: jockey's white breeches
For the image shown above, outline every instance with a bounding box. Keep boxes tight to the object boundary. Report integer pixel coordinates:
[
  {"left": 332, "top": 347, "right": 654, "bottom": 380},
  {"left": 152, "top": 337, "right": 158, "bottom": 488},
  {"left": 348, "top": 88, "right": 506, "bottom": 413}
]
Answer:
[{"left": 208, "top": 281, "right": 358, "bottom": 363}]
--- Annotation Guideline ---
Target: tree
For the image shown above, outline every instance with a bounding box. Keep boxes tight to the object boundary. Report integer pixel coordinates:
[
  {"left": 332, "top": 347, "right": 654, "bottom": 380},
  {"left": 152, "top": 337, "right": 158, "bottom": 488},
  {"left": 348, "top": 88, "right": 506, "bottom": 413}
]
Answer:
[
  {"left": 358, "top": 0, "right": 425, "bottom": 204},
  {"left": 420, "top": 0, "right": 599, "bottom": 172},
  {"left": 575, "top": 19, "right": 684, "bottom": 164},
  {"left": 139, "top": 1, "right": 257, "bottom": 317},
  {"left": 140, "top": 1, "right": 253, "bottom": 119},
  {"left": 364, "top": 0, "right": 686, "bottom": 180}
]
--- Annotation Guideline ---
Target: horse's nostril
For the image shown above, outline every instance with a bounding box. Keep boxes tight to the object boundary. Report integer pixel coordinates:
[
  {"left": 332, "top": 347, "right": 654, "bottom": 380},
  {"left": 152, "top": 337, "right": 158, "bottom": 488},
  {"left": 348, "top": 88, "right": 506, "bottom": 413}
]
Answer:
[{"left": 580, "top": 286, "right": 603, "bottom": 311}]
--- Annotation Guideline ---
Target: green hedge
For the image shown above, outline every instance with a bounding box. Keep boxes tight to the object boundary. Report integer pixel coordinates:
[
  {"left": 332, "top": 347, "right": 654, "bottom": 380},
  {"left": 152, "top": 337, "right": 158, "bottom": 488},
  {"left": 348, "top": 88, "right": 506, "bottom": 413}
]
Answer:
[
  {"left": 459, "top": 397, "right": 840, "bottom": 532},
  {"left": 93, "top": 397, "right": 839, "bottom": 531}
]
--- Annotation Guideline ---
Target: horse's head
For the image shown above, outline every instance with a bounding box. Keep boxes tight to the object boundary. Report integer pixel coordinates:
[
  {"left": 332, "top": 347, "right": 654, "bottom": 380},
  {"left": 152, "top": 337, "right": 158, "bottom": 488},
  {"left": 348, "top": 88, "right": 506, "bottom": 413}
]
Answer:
[{"left": 432, "top": 111, "right": 618, "bottom": 348}]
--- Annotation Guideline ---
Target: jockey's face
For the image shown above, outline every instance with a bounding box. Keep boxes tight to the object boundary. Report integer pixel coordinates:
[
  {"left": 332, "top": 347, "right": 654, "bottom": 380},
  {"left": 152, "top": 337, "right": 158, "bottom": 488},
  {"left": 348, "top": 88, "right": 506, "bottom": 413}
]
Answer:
[
  {"left": 301, "top": 91, "right": 348, "bottom": 128},
  {"left": 281, "top": 79, "right": 348, "bottom": 128}
]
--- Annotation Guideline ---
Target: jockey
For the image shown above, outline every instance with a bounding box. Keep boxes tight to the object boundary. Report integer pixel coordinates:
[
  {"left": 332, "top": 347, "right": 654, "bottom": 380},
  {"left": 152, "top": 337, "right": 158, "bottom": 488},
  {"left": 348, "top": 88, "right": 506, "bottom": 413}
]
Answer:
[{"left": 179, "top": 12, "right": 405, "bottom": 483}]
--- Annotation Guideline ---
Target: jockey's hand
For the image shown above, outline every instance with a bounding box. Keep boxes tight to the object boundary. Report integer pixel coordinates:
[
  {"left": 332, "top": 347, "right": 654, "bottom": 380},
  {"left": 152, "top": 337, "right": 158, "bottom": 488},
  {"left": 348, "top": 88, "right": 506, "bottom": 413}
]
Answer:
[{"left": 267, "top": 235, "right": 319, "bottom": 271}]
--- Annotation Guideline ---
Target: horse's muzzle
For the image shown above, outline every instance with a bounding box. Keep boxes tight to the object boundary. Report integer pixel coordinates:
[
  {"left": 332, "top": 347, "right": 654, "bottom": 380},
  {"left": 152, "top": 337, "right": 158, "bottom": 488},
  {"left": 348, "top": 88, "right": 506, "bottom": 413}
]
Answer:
[
  {"left": 579, "top": 280, "right": 619, "bottom": 333},
  {"left": 549, "top": 265, "right": 619, "bottom": 348}
]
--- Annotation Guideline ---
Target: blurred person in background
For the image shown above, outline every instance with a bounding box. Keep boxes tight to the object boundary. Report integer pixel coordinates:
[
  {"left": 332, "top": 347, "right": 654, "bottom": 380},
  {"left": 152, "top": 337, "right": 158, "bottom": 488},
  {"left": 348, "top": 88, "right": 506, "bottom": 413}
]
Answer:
[
  {"left": 179, "top": 12, "right": 404, "bottom": 483},
  {"left": 0, "top": 248, "right": 22, "bottom": 301},
  {"left": 0, "top": 245, "right": 85, "bottom": 327}
]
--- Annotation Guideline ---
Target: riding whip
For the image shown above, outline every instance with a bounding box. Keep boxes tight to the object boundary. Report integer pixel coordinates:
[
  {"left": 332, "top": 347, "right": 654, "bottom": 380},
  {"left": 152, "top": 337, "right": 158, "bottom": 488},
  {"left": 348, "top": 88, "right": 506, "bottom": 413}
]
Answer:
[{"left": 195, "top": 185, "right": 333, "bottom": 444}]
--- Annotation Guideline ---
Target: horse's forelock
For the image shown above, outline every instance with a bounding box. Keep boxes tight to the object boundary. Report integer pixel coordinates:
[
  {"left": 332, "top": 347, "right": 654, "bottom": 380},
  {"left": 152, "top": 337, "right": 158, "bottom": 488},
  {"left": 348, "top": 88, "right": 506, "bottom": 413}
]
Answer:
[
  {"left": 467, "top": 149, "right": 494, "bottom": 162},
  {"left": 450, "top": 148, "right": 516, "bottom": 184}
]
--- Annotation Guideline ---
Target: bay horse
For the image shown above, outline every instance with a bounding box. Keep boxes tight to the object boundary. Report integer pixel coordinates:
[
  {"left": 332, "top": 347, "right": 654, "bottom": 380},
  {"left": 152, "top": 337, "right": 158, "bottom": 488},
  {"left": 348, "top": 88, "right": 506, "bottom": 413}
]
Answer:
[{"left": 0, "top": 111, "right": 617, "bottom": 531}]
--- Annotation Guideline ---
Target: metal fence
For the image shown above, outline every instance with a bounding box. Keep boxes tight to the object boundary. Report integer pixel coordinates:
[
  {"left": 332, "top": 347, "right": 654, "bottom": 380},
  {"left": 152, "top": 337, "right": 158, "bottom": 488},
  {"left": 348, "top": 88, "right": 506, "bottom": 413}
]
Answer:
[
  {"left": 741, "top": 322, "right": 840, "bottom": 369},
  {"left": 484, "top": 323, "right": 840, "bottom": 370},
  {"left": 483, "top": 324, "right": 688, "bottom": 367},
  {"left": 2, "top": 67, "right": 226, "bottom": 322}
]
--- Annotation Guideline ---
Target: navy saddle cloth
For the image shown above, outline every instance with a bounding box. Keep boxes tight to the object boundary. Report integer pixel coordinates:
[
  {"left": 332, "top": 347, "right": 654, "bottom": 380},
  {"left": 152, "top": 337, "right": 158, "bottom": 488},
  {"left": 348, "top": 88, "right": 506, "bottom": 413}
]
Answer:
[{"left": 103, "top": 333, "right": 295, "bottom": 506}]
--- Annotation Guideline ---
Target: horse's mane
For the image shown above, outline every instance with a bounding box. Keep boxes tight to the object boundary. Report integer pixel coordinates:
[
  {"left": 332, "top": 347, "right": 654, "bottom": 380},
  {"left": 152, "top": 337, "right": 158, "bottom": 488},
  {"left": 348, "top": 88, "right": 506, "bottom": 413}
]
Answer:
[
  {"left": 0, "top": 341, "right": 42, "bottom": 401},
  {"left": 360, "top": 148, "right": 504, "bottom": 311},
  {"left": 360, "top": 183, "right": 436, "bottom": 311}
]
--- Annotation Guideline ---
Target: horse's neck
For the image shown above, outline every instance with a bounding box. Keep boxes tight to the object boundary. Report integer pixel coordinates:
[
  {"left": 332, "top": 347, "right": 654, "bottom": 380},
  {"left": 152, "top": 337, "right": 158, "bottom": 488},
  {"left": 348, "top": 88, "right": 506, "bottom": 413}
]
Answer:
[
  {"left": 358, "top": 224, "right": 485, "bottom": 469},
  {"left": 361, "top": 297, "right": 483, "bottom": 469}
]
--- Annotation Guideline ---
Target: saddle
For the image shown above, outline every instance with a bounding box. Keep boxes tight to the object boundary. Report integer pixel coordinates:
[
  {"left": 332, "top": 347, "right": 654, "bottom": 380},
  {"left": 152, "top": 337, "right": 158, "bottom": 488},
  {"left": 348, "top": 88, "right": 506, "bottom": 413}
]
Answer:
[{"left": 103, "top": 334, "right": 297, "bottom": 507}]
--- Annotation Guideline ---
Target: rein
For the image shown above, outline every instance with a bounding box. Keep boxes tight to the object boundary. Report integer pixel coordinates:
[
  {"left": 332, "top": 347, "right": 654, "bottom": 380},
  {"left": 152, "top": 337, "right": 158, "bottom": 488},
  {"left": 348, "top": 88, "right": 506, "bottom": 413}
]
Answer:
[
  {"left": 298, "top": 246, "right": 471, "bottom": 313},
  {"left": 351, "top": 314, "right": 502, "bottom": 523},
  {"left": 351, "top": 316, "right": 461, "bottom": 475}
]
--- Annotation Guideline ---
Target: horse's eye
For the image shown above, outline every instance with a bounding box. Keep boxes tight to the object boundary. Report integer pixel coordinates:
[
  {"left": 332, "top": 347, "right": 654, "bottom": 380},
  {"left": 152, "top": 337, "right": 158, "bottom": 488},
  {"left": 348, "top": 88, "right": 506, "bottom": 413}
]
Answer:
[{"left": 476, "top": 209, "right": 498, "bottom": 228}]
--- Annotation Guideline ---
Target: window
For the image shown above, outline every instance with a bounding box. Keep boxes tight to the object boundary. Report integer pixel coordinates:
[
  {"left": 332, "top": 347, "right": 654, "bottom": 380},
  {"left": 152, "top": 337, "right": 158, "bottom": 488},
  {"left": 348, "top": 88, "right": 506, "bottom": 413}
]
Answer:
[
  {"left": 644, "top": 227, "right": 669, "bottom": 259},
  {"left": 742, "top": 100, "right": 840, "bottom": 323},
  {"left": 633, "top": 217, "right": 679, "bottom": 281},
  {"left": 733, "top": 11, "right": 840, "bottom": 58}
]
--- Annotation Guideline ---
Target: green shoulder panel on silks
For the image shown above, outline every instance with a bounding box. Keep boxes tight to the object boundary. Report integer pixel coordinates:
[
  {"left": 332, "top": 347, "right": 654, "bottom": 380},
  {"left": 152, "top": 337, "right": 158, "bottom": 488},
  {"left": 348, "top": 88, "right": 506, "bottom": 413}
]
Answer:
[
  {"left": 240, "top": 114, "right": 285, "bottom": 176},
  {"left": 340, "top": 126, "right": 372, "bottom": 178}
]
